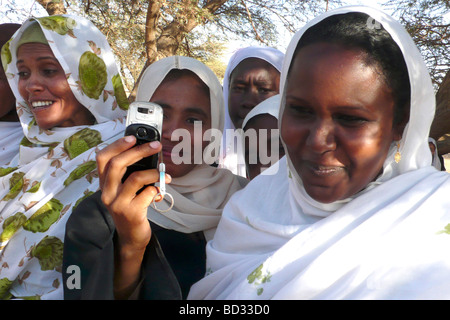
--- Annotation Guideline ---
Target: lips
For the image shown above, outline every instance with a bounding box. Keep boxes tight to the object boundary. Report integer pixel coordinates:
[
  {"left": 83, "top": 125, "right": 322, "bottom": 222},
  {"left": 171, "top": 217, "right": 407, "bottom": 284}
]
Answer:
[
  {"left": 305, "top": 161, "right": 345, "bottom": 177},
  {"left": 30, "top": 100, "right": 54, "bottom": 110}
]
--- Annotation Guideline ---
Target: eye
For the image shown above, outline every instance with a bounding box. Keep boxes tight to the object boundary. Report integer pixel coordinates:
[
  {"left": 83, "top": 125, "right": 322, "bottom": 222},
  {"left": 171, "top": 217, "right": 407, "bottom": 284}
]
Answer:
[
  {"left": 287, "top": 105, "right": 314, "bottom": 118},
  {"left": 17, "top": 71, "right": 29, "bottom": 78},
  {"left": 335, "top": 114, "right": 369, "bottom": 127},
  {"left": 43, "top": 69, "right": 58, "bottom": 75},
  {"left": 186, "top": 117, "right": 202, "bottom": 124}
]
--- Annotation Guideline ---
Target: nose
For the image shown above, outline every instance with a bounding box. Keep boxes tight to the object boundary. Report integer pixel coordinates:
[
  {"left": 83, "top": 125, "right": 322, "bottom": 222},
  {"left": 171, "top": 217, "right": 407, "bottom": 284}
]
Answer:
[
  {"left": 241, "top": 87, "right": 260, "bottom": 110},
  {"left": 306, "top": 119, "right": 336, "bottom": 154},
  {"left": 24, "top": 72, "right": 45, "bottom": 94},
  {"left": 161, "top": 118, "right": 179, "bottom": 142}
]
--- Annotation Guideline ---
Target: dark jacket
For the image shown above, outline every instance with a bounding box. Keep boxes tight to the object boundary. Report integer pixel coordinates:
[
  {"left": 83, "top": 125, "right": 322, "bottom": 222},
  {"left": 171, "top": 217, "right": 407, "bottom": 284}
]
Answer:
[{"left": 62, "top": 191, "right": 206, "bottom": 300}]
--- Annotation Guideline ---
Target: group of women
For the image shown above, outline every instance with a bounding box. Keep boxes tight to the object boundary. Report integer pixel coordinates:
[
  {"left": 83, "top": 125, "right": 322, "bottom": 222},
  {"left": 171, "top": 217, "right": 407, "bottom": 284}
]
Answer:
[{"left": 0, "top": 4, "right": 449, "bottom": 300}]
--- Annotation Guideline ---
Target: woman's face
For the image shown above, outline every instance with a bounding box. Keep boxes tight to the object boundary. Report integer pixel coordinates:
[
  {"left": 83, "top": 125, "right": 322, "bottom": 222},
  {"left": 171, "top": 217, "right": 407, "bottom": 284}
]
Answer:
[
  {"left": 150, "top": 72, "right": 212, "bottom": 178},
  {"left": 244, "top": 114, "right": 285, "bottom": 180},
  {"left": 228, "top": 58, "right": 280, "bottom": 129},
  {"left": 0, "top": 63, "right": 17, "bottom": 121},
  {"left": 17, "top": 43, "right": 94, "bottom": 130},
  {"left": 281, "top": 42, "right": 404, "bottom": 203}
]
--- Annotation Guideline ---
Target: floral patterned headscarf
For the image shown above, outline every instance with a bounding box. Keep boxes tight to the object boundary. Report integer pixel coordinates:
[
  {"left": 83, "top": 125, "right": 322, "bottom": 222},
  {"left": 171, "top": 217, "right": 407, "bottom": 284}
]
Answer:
[{"left": 0, "top": 15, "right": 128, "bottom": 299}]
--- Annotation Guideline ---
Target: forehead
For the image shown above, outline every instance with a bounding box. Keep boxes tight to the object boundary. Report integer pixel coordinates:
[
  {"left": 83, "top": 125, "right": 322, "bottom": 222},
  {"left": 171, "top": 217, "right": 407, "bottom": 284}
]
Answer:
[
  {"left": 151, "top": 73, "right": 211, "bottom": 115},
  {"left": 244, "top": 114, "right": 278, "bottom": 131},
  {"left": 16, "top": 43, "right": 55, "bottom": 61},
  {"left": 230, "top": 58, "right": 279, "bottom": 80}
]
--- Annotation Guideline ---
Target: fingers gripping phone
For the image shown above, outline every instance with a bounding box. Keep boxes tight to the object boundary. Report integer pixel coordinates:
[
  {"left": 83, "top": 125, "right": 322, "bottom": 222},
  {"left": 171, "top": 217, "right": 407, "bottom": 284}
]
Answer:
[{"left": 122, "top": 102, "right": 163, "bottom": 185}]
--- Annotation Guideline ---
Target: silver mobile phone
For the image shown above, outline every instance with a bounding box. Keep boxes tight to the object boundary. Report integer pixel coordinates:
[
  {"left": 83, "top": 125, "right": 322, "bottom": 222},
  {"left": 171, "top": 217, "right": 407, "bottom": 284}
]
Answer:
[{"left": 122, "top": 102, "right": 163, "bottom": 184}]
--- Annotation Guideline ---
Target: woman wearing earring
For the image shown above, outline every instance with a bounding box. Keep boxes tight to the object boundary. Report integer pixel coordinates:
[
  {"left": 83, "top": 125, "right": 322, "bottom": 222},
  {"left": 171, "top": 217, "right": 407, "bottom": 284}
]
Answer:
[
  {"left": 188, "top": 6, "right": 450, "bottom": 300},
  {"left": 0, "top": 15, "right": 128, "bottom": 299}
]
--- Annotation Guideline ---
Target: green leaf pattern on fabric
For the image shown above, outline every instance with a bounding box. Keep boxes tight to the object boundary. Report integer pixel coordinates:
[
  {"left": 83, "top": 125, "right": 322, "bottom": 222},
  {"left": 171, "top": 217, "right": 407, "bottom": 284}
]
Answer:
[
  {"left": 64, "top": 128, "right": 102, "bottom": 159},
  {"left": 30, "top": 235, "right": 63, "bottom": 271},
  {"left": 63, "top": 160, "right": 97, "bottom": 186},
  {"left": 247, "top": 264, "right": 271, "bottom": 296},
  {"left": 37, "top": 16, "right": 77, "bottom": 36},
  {"left": 0, "top": 278, "right": 14, "bottom": 300},
  {"left": 437, "top": 223, "right": 450, "bottom": 235},
  {"left": 0, "top": 167, "right": 17, "bottom": 177},
  {"left": 78, "top": 51, "right": 107, "bottom": 99},
  {"left": 23, "top": 198, "right": 64, "bottom": 233},
  {"left": 0, "top": 212, "right": 27, "bottom": 242},
  {"left": 112, "top": 73, "right": 129, "bottom": 110},
  {"left": 0, "top": 38, "right": 12, "bottom": 72},
  {"left": 2, "top": 172, "right": 25, "bottom": 201}
]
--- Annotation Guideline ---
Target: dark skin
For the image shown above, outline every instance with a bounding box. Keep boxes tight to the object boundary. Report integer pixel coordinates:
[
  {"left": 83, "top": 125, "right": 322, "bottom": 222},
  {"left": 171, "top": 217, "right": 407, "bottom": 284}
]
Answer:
[
  {"left": 244, "top": 114, "right": 285, "bottom": 180},
  {"left": 0, "top": 23, "right": 20, "bottom": 122},
  {"left": 281, "top": 42, "right": 405, "bottom": 204},
  {"left": 228, "top": 58, "right": 280, "bottom": 129},
  {"left": 17, "top": 43, "right": 95, "bottom": 130}
]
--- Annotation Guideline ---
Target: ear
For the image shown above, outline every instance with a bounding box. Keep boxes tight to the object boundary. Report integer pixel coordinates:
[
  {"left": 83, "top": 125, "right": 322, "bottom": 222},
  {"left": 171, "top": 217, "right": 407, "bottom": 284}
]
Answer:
[{"left": 392, "top": 104, "right": 410, "bottom": 141}]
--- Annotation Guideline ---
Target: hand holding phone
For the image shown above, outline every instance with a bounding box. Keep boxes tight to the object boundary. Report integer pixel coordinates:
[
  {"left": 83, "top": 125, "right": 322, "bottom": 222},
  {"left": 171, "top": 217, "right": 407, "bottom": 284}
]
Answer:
[{"left": 122, "top": 102, "right": 163, "bottom": 184}]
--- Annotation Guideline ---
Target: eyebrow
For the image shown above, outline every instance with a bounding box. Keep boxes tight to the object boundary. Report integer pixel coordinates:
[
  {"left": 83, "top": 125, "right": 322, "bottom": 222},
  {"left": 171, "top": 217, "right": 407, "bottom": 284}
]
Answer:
[
  {"left": 157, "top": 103, "right": 209, "bottom": 118},
  {"left": 16, "top": 56, "right": 58, "bottom": 65}
]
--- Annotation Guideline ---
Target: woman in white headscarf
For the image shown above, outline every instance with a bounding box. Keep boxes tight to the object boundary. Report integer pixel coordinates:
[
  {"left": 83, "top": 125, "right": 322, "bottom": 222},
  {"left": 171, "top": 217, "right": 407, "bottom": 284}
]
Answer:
[
  {"left": 219, "top": 46, "right": 284, "bottom": 177},
  {"left": 0, "top": 23, "right": 22, "bottom": 166},
  {"left": 241, "top": 94, "right": 284, "bottom": 180},
  {"left": 188, "top": 6, "right": 450, "bottom": 300},
  {"left": 0, "top": 15, "right": 128, "bottom": 299},
  {"left": 63, "top": 56, "right": 248, "bottom": 300}
]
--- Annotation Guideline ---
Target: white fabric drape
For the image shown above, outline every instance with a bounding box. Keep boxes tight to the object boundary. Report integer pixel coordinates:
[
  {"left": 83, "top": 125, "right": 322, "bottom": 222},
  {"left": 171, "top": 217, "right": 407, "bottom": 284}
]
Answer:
[
  {"left": 188, "top": 6, "right": 450, "bottom": 300},
  {"left": 0, "top": 122, "right": 23, "bottom": 166},
  {"left": 0, "top": 15, "right": 128, "bottom": 299}
]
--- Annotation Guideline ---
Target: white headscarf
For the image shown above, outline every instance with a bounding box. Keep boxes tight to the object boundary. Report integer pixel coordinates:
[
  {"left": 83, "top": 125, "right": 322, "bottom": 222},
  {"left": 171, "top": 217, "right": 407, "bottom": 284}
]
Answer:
[
  {"left": 0, "top": 122, "right": 23, "bottom": 166},
  {"left": 428, "top": 137, "right": 442, "bottom": 170},
  {"left": 242, "top": 94, "right": 280, "bottom": 129},
  {"left": 0, "top": 15, "right": 127, "bottom": 299},
  {"left": 137, "top": 56, "right": 247, "bottom": 241},
  {"left": 219, "top": 46, "right": 284, "bottom": 177},
  {"left": 188, "top": 6, "right": 450, "bottom": 300}
]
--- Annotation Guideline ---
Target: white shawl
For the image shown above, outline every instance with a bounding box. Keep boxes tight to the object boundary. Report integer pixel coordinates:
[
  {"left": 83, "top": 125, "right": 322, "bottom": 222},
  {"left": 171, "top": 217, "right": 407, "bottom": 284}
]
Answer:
[
  {"left": 219, "top": 46, "right": 284, "bottom": 177},
  {"left": 188, "top": 6, "right": 450, "bottom": 300},
  {"left": 0, "top": 122, "right": 22, "bottom": 166},
  {"left": 136, "top": 56, "right": 247, "bottom": 241},
  {"left": 0, "top": 15, "right": 127, "bottom": 299}
]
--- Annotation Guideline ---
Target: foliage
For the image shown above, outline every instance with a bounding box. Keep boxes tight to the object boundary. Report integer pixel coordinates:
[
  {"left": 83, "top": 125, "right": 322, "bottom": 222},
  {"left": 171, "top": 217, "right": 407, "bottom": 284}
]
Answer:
[{"left": 384, "top": 0, "right": 450, "bottom": 88}]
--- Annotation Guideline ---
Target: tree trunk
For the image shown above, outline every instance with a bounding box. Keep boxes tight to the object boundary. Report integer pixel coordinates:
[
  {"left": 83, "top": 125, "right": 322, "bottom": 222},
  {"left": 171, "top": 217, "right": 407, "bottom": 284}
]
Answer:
[
  {"left": 128, "top": 0, "right": 229, "bottom": 102},
  {"left": 36, "top": 0, "right": 67, "bottom": 15},
  {"left": 430, "top": 70, "right": 450, "bottom": 155}
]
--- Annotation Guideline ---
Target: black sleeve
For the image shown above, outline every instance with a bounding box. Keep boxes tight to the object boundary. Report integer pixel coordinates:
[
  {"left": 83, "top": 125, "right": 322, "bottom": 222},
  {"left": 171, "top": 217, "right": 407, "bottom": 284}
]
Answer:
[{"left": 62, "top": 190, "right": 182, "bottom": 300}]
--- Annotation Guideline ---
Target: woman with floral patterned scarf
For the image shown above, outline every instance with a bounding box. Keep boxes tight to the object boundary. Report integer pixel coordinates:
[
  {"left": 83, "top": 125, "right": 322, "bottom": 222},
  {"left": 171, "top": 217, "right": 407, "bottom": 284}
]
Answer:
[{"left": 0, "top": 15, "right": 128, "bottom": 299}]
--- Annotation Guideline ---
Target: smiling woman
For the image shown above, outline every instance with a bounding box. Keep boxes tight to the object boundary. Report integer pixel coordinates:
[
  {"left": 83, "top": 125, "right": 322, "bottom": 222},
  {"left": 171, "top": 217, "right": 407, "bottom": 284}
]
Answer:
[
  {"left": 0, "top": 15, "right": 128, "bottom": 299},
  {"left": 188, "top": 6, "right": 450, "bottom": 300}
]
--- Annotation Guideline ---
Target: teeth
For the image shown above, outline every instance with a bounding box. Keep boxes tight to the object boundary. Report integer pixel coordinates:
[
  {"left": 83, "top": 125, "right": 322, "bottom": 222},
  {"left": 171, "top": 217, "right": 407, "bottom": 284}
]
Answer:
[{"left": 31, "top": 101, "right": 53, "bottom": 108}]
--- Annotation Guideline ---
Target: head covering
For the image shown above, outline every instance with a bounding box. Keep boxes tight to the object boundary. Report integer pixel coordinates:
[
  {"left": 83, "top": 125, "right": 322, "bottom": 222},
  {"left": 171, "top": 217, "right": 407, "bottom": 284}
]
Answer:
[
  {"left": 15, "top": 21, "right": 48, "bottom": 48},
  {"left": 241, "top": 94, "right": 281, "bottom": 178},
  {"left": 428, "top": 137, "right": 443, "bottom": 170},
  {"left": 0, "top": 23, "right": 22, "bottom": 166},
  {"left": 189, "top": 6, "right": 450, "bottom": 300},
  {"left": 0, "top": 15, "right": 128, "bottom": 300},
  {"left": 136, "top": 56, "right": 247, "bottom": 240},
  {"left": 242, "top": 94, "right": 280, "bottom": 129},
  {"left": 219, "top": 46, "right": 284, "bottom": 177}
]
